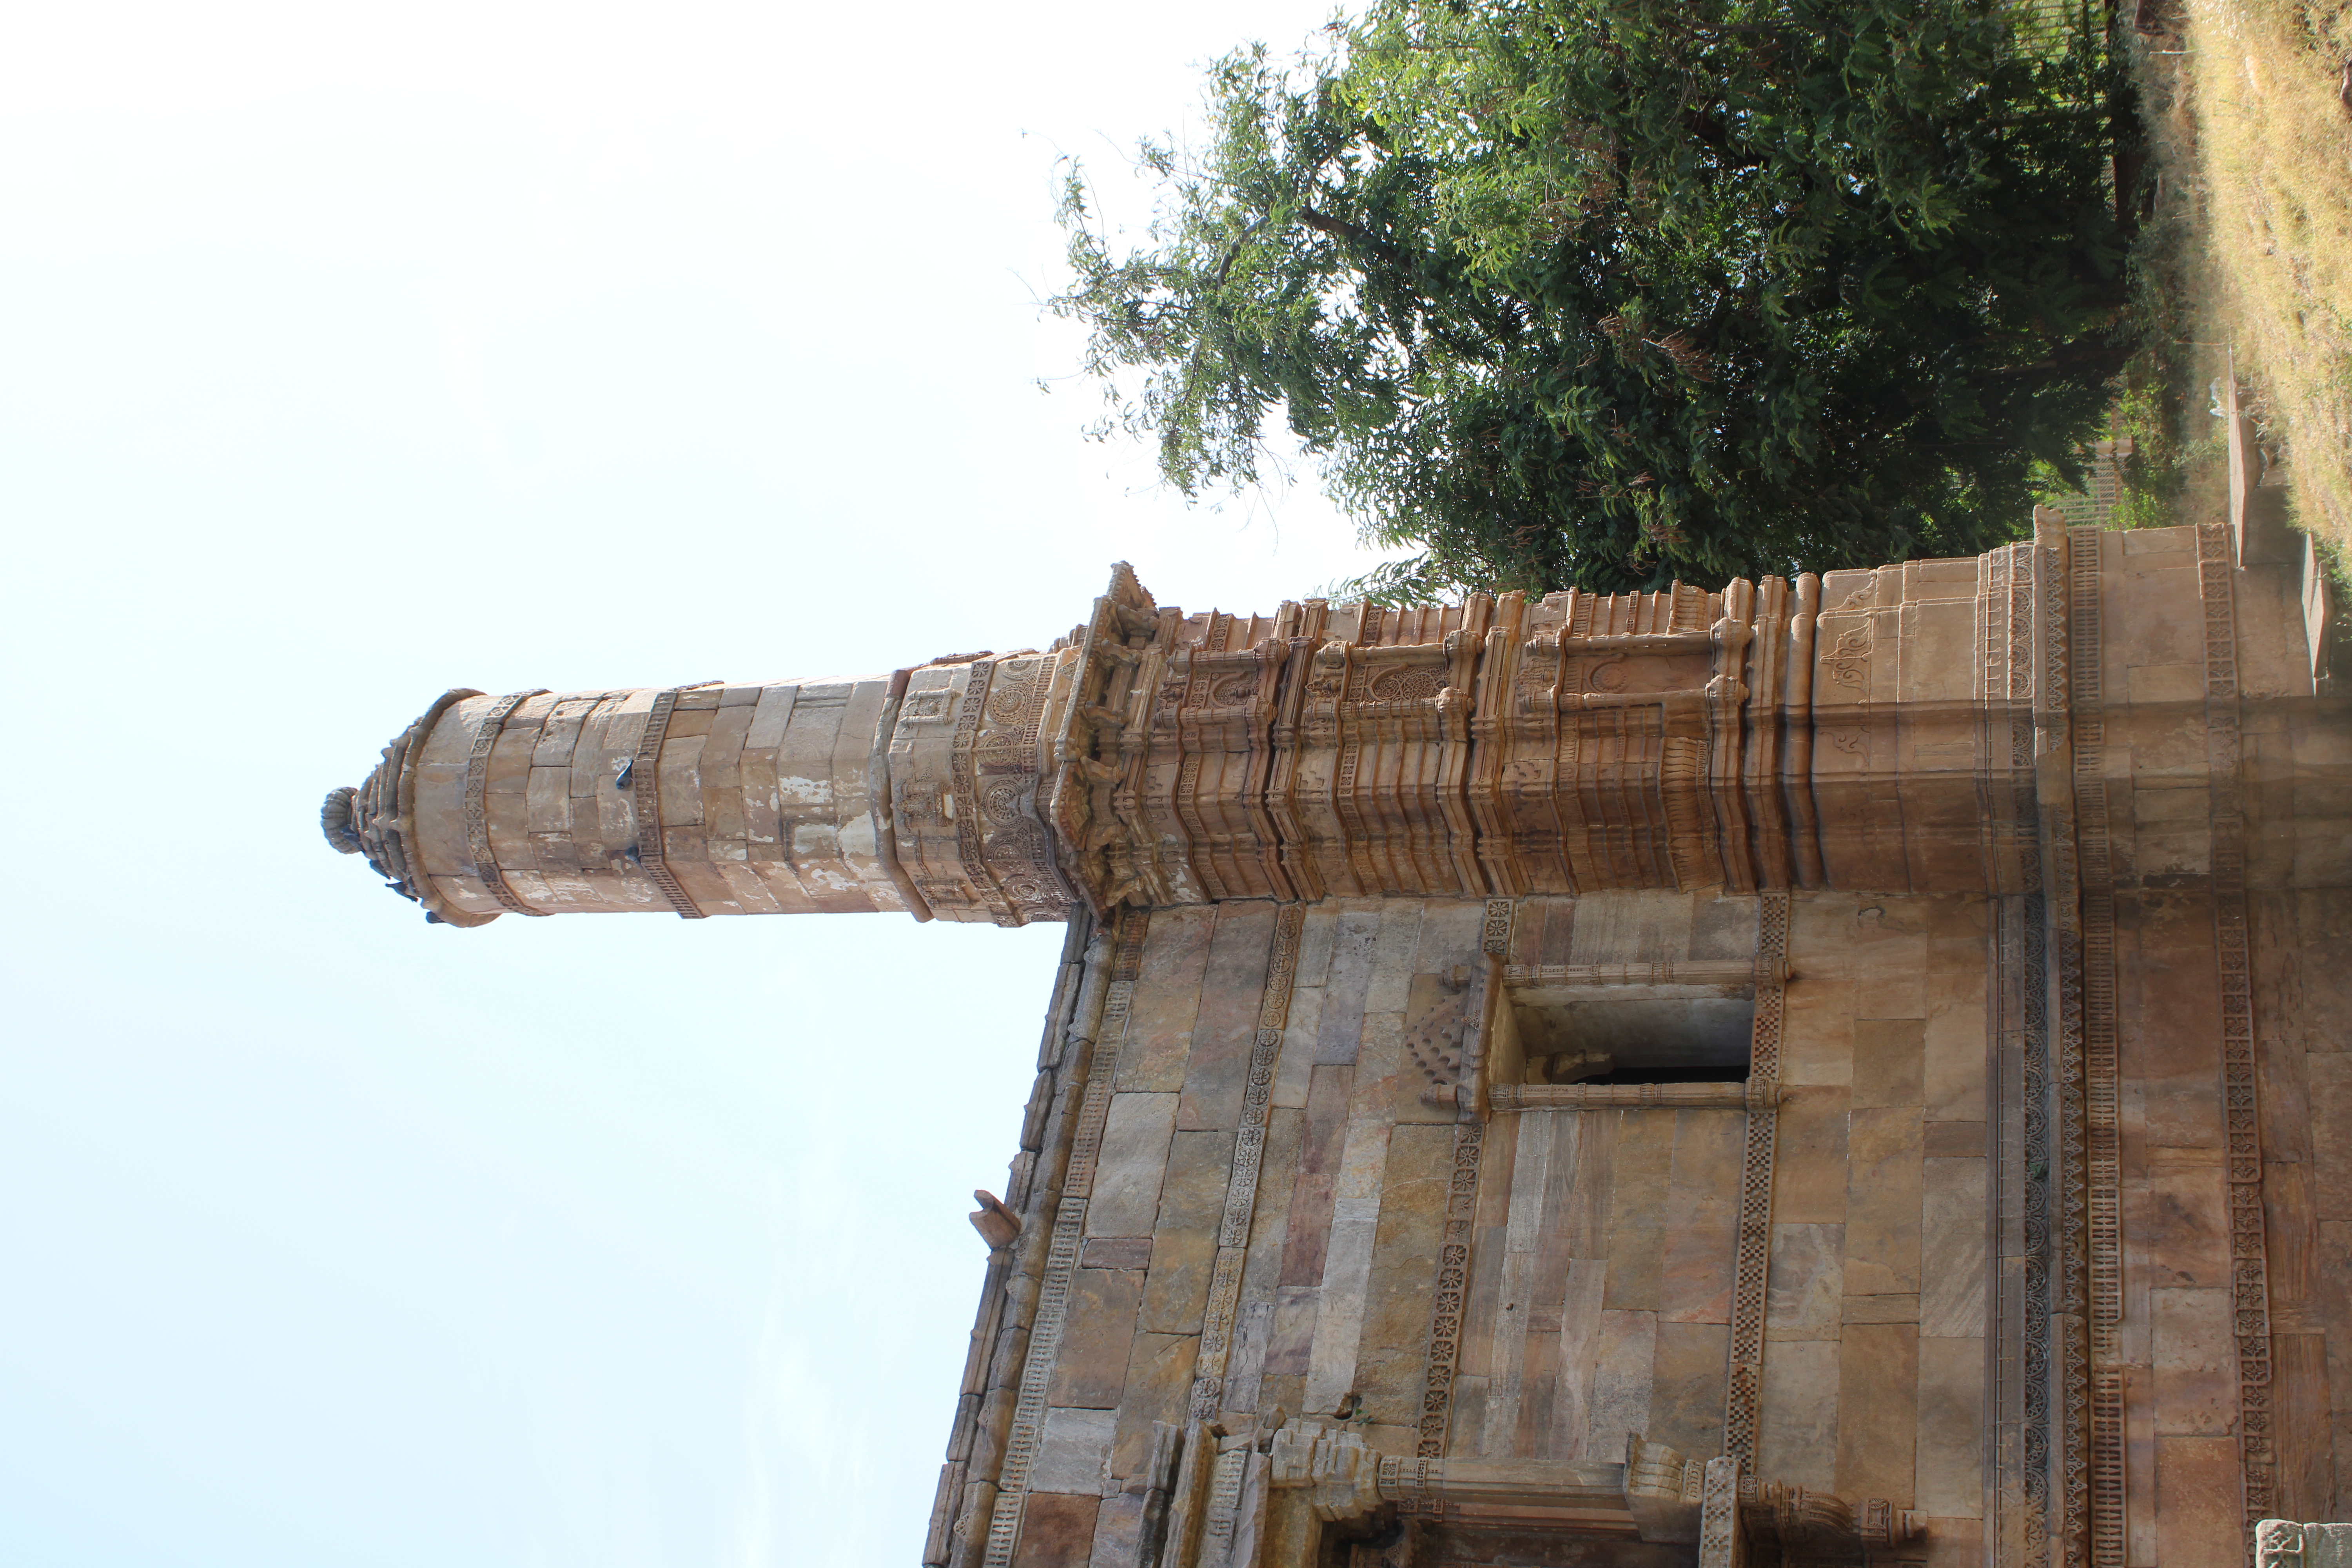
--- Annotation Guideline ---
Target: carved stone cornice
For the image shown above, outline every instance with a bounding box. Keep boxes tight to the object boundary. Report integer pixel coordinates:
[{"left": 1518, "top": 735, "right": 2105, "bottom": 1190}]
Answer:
[
  {"left": 1267, "top": 1420, "right": 1627, "bottom": 1524},
  {"left": 1487, "top": 1080, "right": 1765, "bottom": 1111}
]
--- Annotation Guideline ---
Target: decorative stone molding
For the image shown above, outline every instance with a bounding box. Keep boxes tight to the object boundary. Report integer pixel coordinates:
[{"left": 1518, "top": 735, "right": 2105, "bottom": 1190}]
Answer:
[
  {"left": 2256, "top": 1520, "right": 2352, "bottom": 1568},
  {"left": 1480, "top": 897, "right": 1514, "bottom": 955},
  {"left": 2201, "top": 518, "right": 2278, "bottom": 1536},
  {"left": 1409, "top": 902, "right": 1511, "bottom": 1463},
  {"left": 1268, "top": 1420, "right": 1381, "bottom": 1524},
  {"left": 1624, "top": 1433, "right": 1707, "bottom": 1543},
  {"left": 326, "top": 686, "right": 495, "bottom": 927},
  {"left": 1742, "top": 1483, "right": 1920, "bottom": 1552},
  {"left": 1500, "top": 959, "right": 1766, "bottom": 991},
  {"left": 1188, "top": 903, "right": 1308, "bottom": 1421},
  {"left": 1486, "top": 1081, "right": 1763, "bottom": 1111},
  {"left": 631, "top": 684, "right": 714, "bottom": 919},
  {"left": 1858, "top": 1496, "right": 1927, "bottom": 1550},
  {"left": 1413, "top": 1113, "right": 1487, "bottom": 1461},
  {"left": 1699, "top": 1455, "right": 1744, "bottom": 1568},
  {"left": 2063, "top": 516, "right": 2125, "bottom": 1568},
  {"left": 1268, "top": 1420, "right": 1628, "bottom": 1524},
  {"left": 1722, "top": 892, "right": 1790, "bottom": 1490}
]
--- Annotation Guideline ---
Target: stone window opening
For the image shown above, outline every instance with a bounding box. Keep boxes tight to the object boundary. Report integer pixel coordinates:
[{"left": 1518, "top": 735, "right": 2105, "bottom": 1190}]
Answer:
[
  {"left": 1466, "top": 958, "right": 1771, "bottom": 1114},
  {"left": 1518, "top": 995, "right": 1757, "bottom": 1086}
]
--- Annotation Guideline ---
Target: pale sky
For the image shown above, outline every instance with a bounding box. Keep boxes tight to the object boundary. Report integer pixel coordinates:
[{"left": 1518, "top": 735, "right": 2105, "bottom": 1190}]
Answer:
[{"left": 0, "top": 4, "right": 1394, "bottom": 1565}]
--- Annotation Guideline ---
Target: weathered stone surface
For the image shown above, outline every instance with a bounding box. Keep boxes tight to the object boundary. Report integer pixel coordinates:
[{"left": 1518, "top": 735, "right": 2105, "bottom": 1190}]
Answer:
[
  {"left": 2313, "top": 1056, "right": 2352, "bottom": 1220},
  {"left": 1029, "top": 1407, "right": 1114, "bottom": 1494},
  {"left": 1602, "top": 1111, "right": 1675, "bottom": 1313},
  {"left": 1773, "top": 1085, "right": 1851, "bottom": 1227},
  {"left": 1844, "top": 1106, "right": 1924, "bottom": 1296},
  {"left": 1780, "top": 980, "right": 1858, "bottom": 1088},
  {"left": 1277, "top": 1064, "right": 1352, "bottom": 1290},
  {"left": 2127, "top": 1161, "right": 2233, "bottom": 1288},
  {"left": 1836, "top": 1322, "right": 1918, "bottom": 1506},
  {"left": 1136, "top": 1129, "right": 1233, "bottom": 1334},
  {"left": 2151, "top": 1286, "right": 2236, "bottom": 1437},
  {"left": 1647, "top": 1321, "right": 1729, "bottom": 1457},
  {"left": 1352, "top": 1122, "right": 1453, "bottom": 1428},
  {"left": 1046, "top": 1269, "right": 1141, "bottom": 1410},
  {"left": 1083, "top": 1093, "right": 1174, "bottom": 1241},
  {"left": 1658, "top": 1110, "right": 1742, "bottom": 1325},
  {"left": 1303, "top": 1109, "right": 1393, "bottom": 1417},
  {"left": 1008, "top": 1492, "right": 1097, "bottom": 1568},
  {"left": 2276, "top": 1333, "right": 2336, "bottom": 1522},
  {"left": 2155, "top": 1434, "right": 2243, "bottom": 1568},
  {"left": 1177, "top": 901, "right": 1278, "bottom": 1132},
  {"left": 1764, "top": 1223, "right": 1844, "bottom": 1341},
  {"left": 1114, "top": 907, "right": 1212, "bottom": 1093},
  {"left": 1841, "top": 1294, "right": 1919, "bottom": 1325},
  {"left": 1313, "top": 909, "right": 1380, "bottom": 1066},
  {"left": 1087, "top": 1492, "right": 1144, "bottom": 1563},
  {"left": 1107, "top": 1333, "right": 1195, "bottom": 1480},
  {"left": 1758, "top": 1337, "right": 1840, "bottom": 1489},
  {"left": 1853, "top": 1018, "right": 1926, "bottom": 1109},
  {"left": 1915, "top": 1334, "right": 1984, "bottom": 1519},
  {"left": 1586, "top": 1308, "right": 1657, "bottom": 1465},
  {"left": 1921, "top": 1119, "right": 1986, "bottom": 1158},
  {"left": 1918, "top": 1157, "right": 1987, "bottom": 1338},
  {"left": 1078, "top": 1237, "right": 1151, "bottom": 1272}
]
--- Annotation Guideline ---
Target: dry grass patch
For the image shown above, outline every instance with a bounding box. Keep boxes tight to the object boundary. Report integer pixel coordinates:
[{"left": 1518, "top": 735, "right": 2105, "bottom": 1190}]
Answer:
[{"left": 2140, "top": 0, "right": 2352, "bottom": 544}]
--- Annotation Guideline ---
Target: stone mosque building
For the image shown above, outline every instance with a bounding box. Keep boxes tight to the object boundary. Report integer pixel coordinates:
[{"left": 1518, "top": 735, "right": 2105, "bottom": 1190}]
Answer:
[{"left": 325, "top": 454, "right": 2348, "bottom": 1568}]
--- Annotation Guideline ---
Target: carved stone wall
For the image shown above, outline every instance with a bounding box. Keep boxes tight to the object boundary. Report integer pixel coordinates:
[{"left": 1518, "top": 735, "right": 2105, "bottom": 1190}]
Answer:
[{"left": 322, "top": 506, "right": 2352, "bottom": 1568}]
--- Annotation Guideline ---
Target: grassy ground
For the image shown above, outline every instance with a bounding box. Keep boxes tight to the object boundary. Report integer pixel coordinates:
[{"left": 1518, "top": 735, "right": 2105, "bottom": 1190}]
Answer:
[{"left": 2129, "top": 0, "right": 2352, "bottom": 546}]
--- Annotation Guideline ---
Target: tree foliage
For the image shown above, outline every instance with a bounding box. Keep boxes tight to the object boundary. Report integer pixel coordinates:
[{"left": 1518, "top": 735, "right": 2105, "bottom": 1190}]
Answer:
[{"left": 1052, "top": 0, "right": 2137, "bottom": 597}]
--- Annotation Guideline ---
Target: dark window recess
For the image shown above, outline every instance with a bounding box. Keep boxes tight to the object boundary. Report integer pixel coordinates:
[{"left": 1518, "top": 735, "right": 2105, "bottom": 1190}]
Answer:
[
  {"left": 1574, "top": 1063, "right": 1749, "bottom": 1085},
  {"left": 1516, "top": 996, "right": 1754, "bottom": 1086}
]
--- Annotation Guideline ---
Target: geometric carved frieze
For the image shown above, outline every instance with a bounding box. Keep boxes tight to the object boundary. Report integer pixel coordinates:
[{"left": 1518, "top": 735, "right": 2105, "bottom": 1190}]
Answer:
[
  {"left": 2200, "top": 518, "right": 2277, "bottom": 1542},
  {"left": 1404, "top": 897, "right": 1515, "bottom": 1467},
  {"left": 1723, "top": 892, "right": 1790, "bottom": 1493},
  {"left": 1187, "top": 902, "right": 1308, "bottom": 1421},
  {"left": 2063, "top": 518, "right": 2125, "bottom": 1568}
]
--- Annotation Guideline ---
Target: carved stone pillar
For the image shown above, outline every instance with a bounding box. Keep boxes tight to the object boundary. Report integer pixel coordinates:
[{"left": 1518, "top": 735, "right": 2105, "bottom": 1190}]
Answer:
[{"left": 1698, "top": 1456, "right": 1745, "bottom": 1568}]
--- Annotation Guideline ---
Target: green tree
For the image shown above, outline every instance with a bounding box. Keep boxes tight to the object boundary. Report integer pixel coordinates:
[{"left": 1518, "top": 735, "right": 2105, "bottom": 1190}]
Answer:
[{"left": 1053, "top": 0, "right": 2137, "bottom": 597}]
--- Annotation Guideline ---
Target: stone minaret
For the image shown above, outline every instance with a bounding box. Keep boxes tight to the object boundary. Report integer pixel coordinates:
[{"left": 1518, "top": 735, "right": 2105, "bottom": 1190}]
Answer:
[
  {"left": 325, "top": 555, "right": 2078, "bottom": 929},
  {"left": 319, "top": 619, "right": 1116, "bottom": 929}
]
